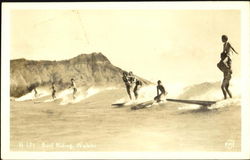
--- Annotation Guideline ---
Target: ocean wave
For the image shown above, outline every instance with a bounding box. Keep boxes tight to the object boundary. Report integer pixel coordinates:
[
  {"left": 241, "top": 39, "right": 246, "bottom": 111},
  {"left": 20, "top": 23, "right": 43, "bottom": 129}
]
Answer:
[{"left": 15, "top": 88, "right": 50, "bottom": 101}]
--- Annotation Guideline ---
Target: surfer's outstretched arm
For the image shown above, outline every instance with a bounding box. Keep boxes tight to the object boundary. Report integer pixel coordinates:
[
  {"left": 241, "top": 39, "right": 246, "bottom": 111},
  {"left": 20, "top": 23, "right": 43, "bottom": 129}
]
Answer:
[{"left": 229, "top": 43, "right": 239, "bottom": 54}]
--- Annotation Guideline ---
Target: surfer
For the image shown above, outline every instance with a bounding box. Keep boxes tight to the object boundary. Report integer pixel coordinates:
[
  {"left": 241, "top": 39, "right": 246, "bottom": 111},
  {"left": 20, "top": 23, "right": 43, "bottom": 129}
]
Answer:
[
  {"left": 217, "top": 35, "right": 239, "bottom": 99},
  {"left": 134, "top": 79, "right": 142, "bottom": 99},
  {"left": 51, "top": 82, "right": 56, "bottom": 99},
  {"left": 217, "top": 35, "right": 239, "bottom": 73},
  {"left": 128, "top": 71, "right": 142, "bottom": 100},
  {"left": 127, "top": 71, "right": 136, "bottom": 83},
  {"left": 154, "top": 80, "right": 167, "bottom": 102},
  {"left": 221, "top": 70, "right": 232, "bottom": 99},
  {"left": 33, "top": 87, "right": 38, "bottom": 98},
  {"left": 69, "top": 78, "right": 77, "bottom": 99},
  {"left": 122, "top": 71, "right": 132, "bottom": 100}
]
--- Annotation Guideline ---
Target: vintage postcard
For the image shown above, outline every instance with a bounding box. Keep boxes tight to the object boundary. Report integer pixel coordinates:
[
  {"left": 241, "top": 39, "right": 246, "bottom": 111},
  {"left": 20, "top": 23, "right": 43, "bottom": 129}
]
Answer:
[{"left": 1, "top": 2, "right": 250, "bottom": 159}]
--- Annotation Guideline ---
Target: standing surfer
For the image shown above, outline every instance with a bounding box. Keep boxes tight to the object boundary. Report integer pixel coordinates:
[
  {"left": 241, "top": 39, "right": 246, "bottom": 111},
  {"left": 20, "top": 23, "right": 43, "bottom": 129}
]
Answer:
[
  {"left": 51, "top": 82, "right": 56, "bottom": 99},
  {"left": 33, "top": 87, "right": 38, "bottom": 98},
  {"left": 217, "top": 35, "right": 239, "bottom": 99},
  {"left": 69, "top": 78, "right": 77, "bottom": 99},
  {"left": 128, "top": 71, "right": 142, "bottom": 100},
  {"left": 122, "top": 71, "right": 132, "bottom": 100},
  {"left": 122, "top": 71, "right": 142, "bottom": 100},
  {"left": 133, "top": 79, "right": 142, "bottom": 100}
]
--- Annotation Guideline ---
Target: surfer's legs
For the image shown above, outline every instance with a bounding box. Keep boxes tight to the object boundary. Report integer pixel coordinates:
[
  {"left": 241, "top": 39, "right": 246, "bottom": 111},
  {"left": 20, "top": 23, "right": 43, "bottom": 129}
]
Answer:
[
  {"left": 221, "top": 78, "right": 227, "bottom": 99},
  {"left": 154, "top": 95, "right": 160, "bottom": 102},
  {"left": 52, "top": 91, "right": 56, "bottom": 99},
  {"left": 225, "top": 79, "right": 232, "bottom": 98},
  {"left": 133, "top": 87, "right": 138, "bottom": 99},
  {"left": 126, "top": 85, "right": 132, "bottom": 100},
  {"left": 73, "top": 88, "right": 77, "bottom": 99},
  {"left": 133, "top": 85, "right": 141, "bottom": 99},
  {"left": 154, "top": 94, "right": 163, "bottom": 102},
  {"left": 221, "top": 77, "right": 232, "bottom": 99}
]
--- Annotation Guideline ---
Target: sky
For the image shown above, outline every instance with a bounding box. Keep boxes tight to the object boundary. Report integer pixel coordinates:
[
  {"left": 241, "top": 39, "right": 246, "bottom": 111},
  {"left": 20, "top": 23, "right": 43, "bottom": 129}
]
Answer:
[{"left": 10, "top": 9, "right": 241, "bottom": 85}]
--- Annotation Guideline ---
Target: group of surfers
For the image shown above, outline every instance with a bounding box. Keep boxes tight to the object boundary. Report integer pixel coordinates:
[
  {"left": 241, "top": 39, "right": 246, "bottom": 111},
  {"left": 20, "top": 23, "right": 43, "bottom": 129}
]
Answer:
[
  {"left": 122, "top": 71, "right": 168, "bottom": 102},
  {"left": 33, "top": 35, "right": 238, "bottom": 102},
  {"left": 122, "top": 35, "right": 239, "bottom": 102},
  {"left": 48, "top": 78, "right": 77, "bottom": 100}
]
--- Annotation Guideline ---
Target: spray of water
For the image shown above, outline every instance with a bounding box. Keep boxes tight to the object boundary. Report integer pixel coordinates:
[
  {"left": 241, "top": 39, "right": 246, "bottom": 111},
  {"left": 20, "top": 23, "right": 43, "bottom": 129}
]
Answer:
[
  {"left": 177, "top": 78, "right": 241, "bottom": 110},
  {"left": 59, "top": 86, "right": 117, "bottom": 105},
  {"left": 15, "top": 88, "right": 50, "bottom": 101}
]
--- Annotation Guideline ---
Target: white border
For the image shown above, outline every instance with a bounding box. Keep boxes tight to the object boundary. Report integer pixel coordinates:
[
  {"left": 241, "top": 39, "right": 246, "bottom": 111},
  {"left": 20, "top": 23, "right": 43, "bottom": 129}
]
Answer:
[{"left": 1, "top": 2, "right": 250, "bottom": 159}]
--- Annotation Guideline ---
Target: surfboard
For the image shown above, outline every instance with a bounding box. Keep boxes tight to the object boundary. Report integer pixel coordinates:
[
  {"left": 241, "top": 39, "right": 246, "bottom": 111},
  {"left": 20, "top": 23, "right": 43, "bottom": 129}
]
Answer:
[
  {"left": 131, "top": 100, "right": 154, "bottom": 110},
  {"left": 166, "top": 98, "right": 216, "bottom": 106},
  {"left": 131, "top": 98, "right": 217, "bottom": 110},
  {"left": 111, "top": 102, "right": 126, "bottom": 107}
]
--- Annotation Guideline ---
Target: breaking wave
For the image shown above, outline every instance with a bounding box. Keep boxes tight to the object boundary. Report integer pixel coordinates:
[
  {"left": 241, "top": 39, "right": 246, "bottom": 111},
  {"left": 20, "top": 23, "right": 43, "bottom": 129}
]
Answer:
[
  {"left": 14, "top": 88, "right": 50, "bottom": 101},
  {"left": 177, "top": 78, "right": 241, "bottom": 111},
  {"left": 114, "top": 78, "right": 241, "bottom": 111},
  {"left": 14, "top": 86, "right": 117, "bottom": 104},
  {"left": 59, "top": 86, "right": 117, "bottom": 105}
]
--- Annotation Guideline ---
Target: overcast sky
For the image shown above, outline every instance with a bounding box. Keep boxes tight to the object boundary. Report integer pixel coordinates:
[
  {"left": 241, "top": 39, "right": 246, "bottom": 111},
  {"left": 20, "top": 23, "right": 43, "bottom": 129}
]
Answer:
[{"left": 10, "top": 10, "right": 241, "bottom": 84}]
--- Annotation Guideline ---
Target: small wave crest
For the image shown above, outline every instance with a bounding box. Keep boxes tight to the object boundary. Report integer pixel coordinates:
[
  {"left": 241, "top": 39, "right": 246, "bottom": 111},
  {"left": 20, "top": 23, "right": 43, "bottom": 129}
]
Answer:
[
  {"left": 15, "top": 88, "right": 50, "bottom": 101},
  {"left": 59, "top": 87, "right": 117, "bottom": 105}
]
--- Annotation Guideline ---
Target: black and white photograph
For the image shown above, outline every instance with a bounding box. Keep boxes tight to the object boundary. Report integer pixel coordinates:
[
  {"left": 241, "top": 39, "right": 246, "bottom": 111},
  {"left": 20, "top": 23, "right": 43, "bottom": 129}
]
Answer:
[{"left": 1, "top": 2, "right": 250, "bottom": 159}]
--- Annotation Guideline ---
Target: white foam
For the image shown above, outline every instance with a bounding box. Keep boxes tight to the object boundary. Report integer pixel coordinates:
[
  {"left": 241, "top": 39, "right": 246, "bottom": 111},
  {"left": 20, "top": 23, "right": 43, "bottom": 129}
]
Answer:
[
  {"left": 15, "top": 88, "right": 50, "bottom": 101},
  {"left": 177, "top": 97, "right": 241, "bottom": 111},
  {"left": 59, "top": 86, "right": 117, "bottom": 105},
  {"left": 209, "top": 98, "right": 241, "bottom": 110},
  {"left": 190, "top": 78, "right": 241, "bottom": 101},
  {"left": 178, "top": 105, "right": 201, "bottom": 110}
]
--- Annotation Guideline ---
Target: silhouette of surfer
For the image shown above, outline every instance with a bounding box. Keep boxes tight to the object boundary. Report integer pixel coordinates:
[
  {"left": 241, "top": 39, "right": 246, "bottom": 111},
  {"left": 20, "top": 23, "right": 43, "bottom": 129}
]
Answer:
[
  {"left": 217, "top": 35, "right": 239, "bottom": 99},
  {"left": 122, "top": 71, "right": 132, "bottom": 100},
  {"left": 69, "top": 78, "right": 77, "bottom": 99},
  {"left": 33, "top": 87, "right": 38, "bottom": 98},
  {"left": 128, "top": 71, "right": 141, "bottom": 100},
  {"left": 134, "top": 79, "right": 142, "bottom": 99},
  {"left": 154, "top": 80, "right": 167, "bottom": 102},
  {"left": 51, "top": 82, "right": 56, "bottom": 99},
  {"left": 122, "top": 71, "right": 142, "bottom": 100}
]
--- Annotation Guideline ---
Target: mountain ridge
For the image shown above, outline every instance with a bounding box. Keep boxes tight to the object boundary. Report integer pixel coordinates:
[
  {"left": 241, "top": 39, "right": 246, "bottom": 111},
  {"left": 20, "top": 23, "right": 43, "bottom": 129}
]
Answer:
[{"left": 10, "top": 52, "right": 152, "bottom": 97}]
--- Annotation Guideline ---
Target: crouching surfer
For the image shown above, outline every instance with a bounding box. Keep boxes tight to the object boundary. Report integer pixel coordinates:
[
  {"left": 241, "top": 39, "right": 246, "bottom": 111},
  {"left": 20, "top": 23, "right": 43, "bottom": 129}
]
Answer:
[
  {"left": 154, "top": 80, "right": 168, "bottom": 102},
  {"left": 217, "top": 35, "right": 238, "bottom": 99}
]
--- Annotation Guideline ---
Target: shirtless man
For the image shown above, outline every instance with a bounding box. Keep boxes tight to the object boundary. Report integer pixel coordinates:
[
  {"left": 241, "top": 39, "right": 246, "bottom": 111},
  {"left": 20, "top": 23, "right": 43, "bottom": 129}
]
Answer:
[
  {"left": 217, "top": 35, "right": 238, "bottom": 72},
  {"left": 218, "top": 35, "right": 239, "bottom": 99},
  {"left": 154, "top": 80, "right": 168, "bottom": 102}
]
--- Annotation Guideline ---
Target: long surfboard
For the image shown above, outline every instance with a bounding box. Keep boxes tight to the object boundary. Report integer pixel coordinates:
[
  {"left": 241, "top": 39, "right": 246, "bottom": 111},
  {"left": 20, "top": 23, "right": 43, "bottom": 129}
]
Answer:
[
  {"left": 166, "top": 98, "right": 216, "bottom": 106},
  {"left": 111, "top": 102, "right": 126, "bottom": 107},
  {"left": 131, "top": 98, "right": 217, "bottom": 110},
  {"left": 131, "top": 100, "right": 155, "bottom": 110}
]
